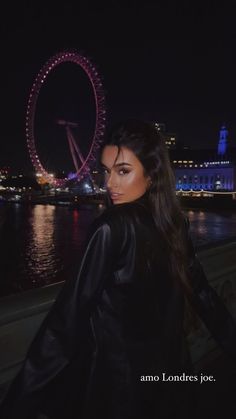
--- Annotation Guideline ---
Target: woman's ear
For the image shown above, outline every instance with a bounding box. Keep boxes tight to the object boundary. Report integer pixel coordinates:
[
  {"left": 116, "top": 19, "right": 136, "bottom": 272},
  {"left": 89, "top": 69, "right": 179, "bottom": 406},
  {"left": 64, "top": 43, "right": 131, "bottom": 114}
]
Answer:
[{"left": 146, "top": 176, "right": 152, "bottom": 188}]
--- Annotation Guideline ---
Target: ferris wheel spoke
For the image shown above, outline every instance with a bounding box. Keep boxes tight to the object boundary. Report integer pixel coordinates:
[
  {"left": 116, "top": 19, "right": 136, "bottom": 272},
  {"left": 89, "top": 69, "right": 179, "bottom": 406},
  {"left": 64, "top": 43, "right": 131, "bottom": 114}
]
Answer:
[
  {"left": 69, "top": 130, "right": 85, "bottom": 165},
  {"left": 67, "top": 132, "right": 80, "bottom": 173}
]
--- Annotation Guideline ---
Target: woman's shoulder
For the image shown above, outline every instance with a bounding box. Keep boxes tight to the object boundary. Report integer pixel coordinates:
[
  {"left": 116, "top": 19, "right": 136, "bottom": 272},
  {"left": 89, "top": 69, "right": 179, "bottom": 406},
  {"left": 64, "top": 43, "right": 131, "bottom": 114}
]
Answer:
[
  {"left": 91, "top": 203, "right": 133, "bottom": 230},
  {"left": 93, "top": 200, "right": 151, "bottom": 228},
  {"left": 87, "top": 202, "right": 147, "bottom": 246},
  {"left": 84, "top": 204, "right": 137, "bottom": 252}
]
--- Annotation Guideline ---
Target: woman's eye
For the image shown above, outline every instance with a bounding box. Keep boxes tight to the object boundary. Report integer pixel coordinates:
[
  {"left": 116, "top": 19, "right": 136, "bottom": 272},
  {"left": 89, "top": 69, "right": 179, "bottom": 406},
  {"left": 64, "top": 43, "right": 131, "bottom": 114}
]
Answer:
[
  {"left": 101, "top": 168, "right": 129, "bottom": 175},
  {"left": 119, "top": 169, "right": 129, "bottom": 175}
]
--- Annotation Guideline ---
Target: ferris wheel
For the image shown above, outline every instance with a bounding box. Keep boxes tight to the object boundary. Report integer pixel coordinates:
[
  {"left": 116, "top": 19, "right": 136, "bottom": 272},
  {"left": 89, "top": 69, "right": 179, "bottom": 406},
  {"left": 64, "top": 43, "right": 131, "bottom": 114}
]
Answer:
[{"left": 26, "top": 51, "right": 106, "bottom": 187}]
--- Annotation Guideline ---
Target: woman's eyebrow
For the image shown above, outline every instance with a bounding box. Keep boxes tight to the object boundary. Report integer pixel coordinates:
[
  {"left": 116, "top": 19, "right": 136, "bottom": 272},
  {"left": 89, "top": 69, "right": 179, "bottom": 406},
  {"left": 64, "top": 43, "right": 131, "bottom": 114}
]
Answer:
[{"left": 101, "top": 162, "right": 132, "bottom": 168}]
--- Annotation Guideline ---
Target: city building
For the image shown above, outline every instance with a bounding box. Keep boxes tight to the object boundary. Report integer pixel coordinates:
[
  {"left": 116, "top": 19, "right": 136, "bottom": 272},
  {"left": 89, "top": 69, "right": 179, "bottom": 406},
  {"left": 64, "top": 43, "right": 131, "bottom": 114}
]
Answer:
[
  {"left": 155, "top": 122, "right": 177, "bottom": 149},
  {"left": 0, "top": 167, "right": 10, "bottom": 181},
  {"left": 169, "top": 126, "right": 236, "bottom": 191}
]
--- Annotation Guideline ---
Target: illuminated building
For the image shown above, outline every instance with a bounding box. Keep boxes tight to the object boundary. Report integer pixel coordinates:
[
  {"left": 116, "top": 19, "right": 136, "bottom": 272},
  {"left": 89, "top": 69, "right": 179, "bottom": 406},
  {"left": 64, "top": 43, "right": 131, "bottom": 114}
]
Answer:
[
  {"left": 0, "top": 167, "right": 10, "bottom": 180},
  {"left": 155, "top": 123, "right": 177, "bottom": 149},
  {"left": 174, "top": 160, "right": 235, "bottom": 191},
  {"left": 217, "top": 125, "right": 228, "bottom": 156},
  {"left": 169, "top": 126, "right": 236, "bottom": 191}
]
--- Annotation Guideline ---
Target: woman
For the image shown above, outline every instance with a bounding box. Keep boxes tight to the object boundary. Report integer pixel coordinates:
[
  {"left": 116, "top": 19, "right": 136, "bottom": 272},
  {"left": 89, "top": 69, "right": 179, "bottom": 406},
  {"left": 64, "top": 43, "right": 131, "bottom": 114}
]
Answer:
[{"left": 1, "top": 119, "right": 236, "bottom": 419}]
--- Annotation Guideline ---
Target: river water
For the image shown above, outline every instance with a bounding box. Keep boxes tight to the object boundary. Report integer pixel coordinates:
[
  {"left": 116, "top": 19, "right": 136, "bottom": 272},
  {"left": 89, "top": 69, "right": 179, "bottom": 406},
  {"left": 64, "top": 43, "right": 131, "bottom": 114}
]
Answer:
[{"left": 0, "top": 202, "right": 236, "bottom": 298}]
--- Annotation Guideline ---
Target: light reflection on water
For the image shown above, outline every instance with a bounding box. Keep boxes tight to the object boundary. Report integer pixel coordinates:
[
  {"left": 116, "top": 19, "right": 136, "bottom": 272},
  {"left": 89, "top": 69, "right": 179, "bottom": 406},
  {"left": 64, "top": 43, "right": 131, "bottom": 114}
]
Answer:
[
  {"left": 0, "top": 203, "right": 236, "bottom": 297},
  {"left": 25, "top": 205, "right": 57, "bottom": 283},
  {"left": 186, "top": 209, "right": 236, "bottom": 247},
  {"left": 0, "top": 204, "right": 97, "bottom": 297}
]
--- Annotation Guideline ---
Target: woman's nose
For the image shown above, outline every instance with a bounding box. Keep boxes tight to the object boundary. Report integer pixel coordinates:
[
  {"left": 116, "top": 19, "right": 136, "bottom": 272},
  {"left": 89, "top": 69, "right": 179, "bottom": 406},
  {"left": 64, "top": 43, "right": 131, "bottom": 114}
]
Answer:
[{"left": 106, "top": 172, "right": 118, "bottom": 189}]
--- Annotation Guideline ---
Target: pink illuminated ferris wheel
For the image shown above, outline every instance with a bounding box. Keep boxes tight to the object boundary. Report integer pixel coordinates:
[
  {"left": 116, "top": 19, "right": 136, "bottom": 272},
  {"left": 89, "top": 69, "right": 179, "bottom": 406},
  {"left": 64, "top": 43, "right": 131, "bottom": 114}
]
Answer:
[{"left": 26, "top": 51, "right": 106, "bottom": 187}]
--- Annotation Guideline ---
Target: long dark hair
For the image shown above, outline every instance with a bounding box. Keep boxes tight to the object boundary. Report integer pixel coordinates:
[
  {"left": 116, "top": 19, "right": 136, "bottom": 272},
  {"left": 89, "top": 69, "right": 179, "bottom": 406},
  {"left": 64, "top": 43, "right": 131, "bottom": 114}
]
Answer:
[{"left": 99, "top": 119, "right": 197, "bottom": 330}]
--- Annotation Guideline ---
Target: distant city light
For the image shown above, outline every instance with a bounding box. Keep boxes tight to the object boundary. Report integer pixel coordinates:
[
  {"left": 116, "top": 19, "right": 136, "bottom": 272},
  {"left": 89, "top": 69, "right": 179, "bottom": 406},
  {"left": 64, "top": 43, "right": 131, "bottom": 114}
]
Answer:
[
  {"left": 203, "top": 161, "right": 230, "bottom": 165},
  {"left": 68, "top": 172, "right": 77, "bottom": 180}
]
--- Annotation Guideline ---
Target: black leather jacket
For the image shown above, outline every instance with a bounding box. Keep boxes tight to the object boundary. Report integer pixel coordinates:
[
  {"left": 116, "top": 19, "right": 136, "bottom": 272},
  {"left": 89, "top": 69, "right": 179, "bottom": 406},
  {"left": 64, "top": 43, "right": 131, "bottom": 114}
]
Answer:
[{"left": 1, "top": 192, "right": 236, "bottom": 419}]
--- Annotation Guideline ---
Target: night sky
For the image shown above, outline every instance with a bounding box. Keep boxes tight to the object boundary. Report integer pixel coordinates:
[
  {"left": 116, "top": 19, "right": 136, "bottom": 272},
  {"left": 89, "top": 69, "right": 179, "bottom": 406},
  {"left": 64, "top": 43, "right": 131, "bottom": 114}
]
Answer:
[{"left": 1, "top": 1, "right": 236, "bottom": 174}]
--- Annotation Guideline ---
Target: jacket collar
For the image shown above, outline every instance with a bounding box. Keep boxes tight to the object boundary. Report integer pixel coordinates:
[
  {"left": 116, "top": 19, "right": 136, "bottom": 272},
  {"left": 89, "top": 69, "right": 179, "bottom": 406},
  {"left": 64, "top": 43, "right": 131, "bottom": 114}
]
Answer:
[
  {"left": 106, "top": 190, "right": 151, "bottom": 210},
  {"left": 132, "top": 190, "right": 151, "bottom": 209}
]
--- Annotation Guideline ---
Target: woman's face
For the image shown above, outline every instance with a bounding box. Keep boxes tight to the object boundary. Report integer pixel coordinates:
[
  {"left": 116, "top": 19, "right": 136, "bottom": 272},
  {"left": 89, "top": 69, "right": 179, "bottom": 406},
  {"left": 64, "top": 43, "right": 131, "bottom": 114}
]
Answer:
[{"left": 101, "top": 145, "right": 151, "bottom": 204}]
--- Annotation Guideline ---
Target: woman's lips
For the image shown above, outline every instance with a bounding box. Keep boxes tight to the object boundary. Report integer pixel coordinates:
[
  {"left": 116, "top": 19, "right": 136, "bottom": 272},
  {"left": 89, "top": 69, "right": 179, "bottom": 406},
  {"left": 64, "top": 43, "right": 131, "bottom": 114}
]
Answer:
[{"left": 110, "top": 193, "right": 122, "bottom": 200}]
